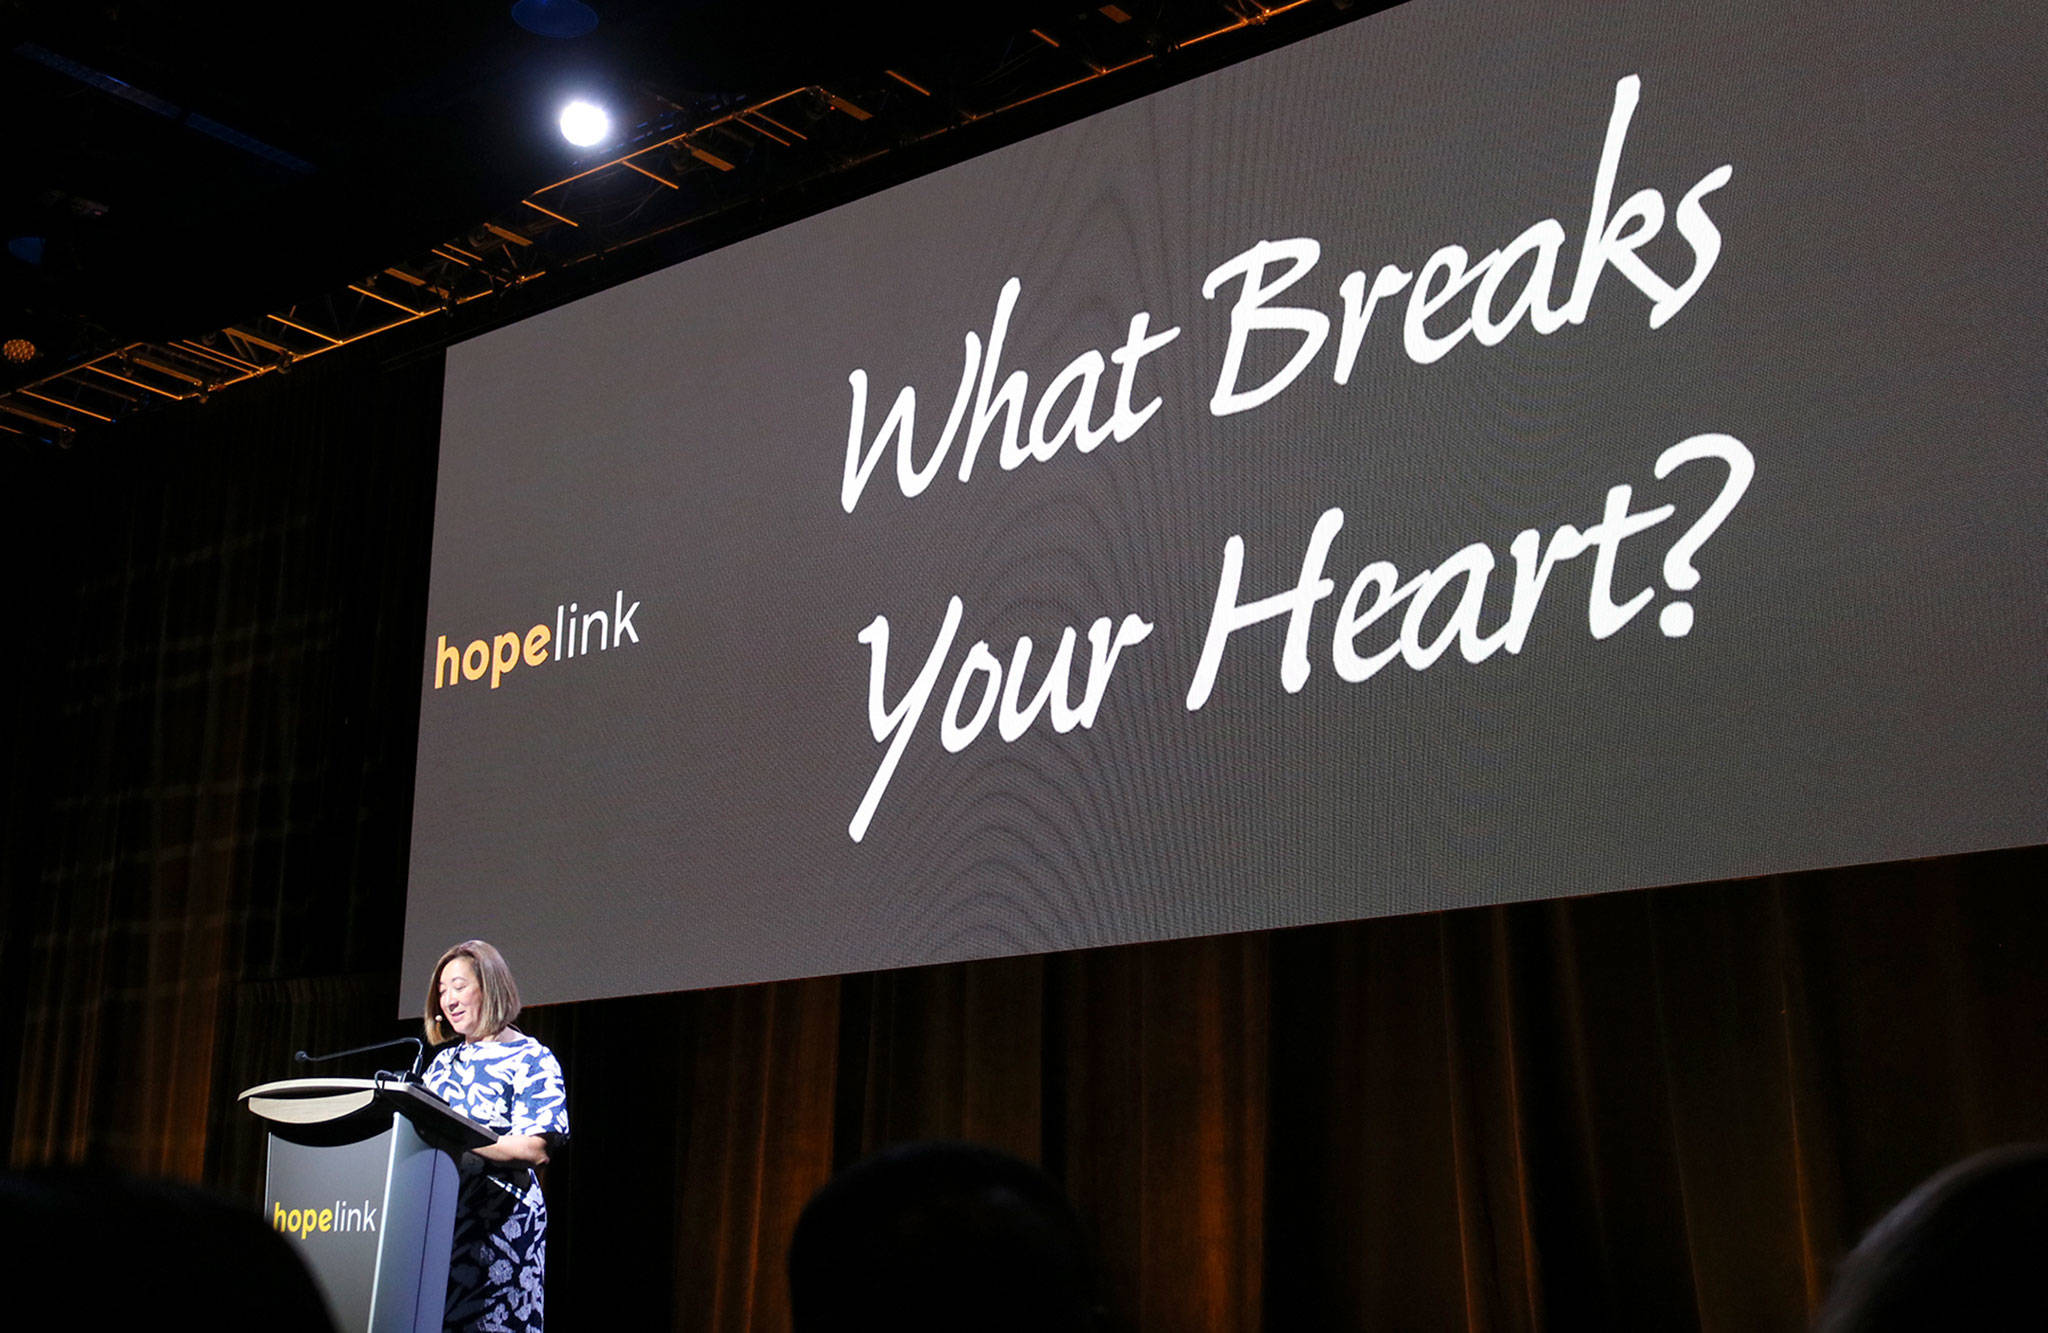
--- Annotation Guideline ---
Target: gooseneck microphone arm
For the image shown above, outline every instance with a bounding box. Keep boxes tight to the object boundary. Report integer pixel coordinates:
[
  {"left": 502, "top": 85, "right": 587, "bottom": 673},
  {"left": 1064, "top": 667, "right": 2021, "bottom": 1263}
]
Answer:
[{"left": 294, "top": 1036, "right": 428, "bottom": 1082}]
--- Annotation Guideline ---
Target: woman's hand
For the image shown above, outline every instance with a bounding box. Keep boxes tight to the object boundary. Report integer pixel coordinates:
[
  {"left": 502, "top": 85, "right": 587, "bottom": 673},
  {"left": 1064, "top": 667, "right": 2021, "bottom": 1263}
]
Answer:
[{"left": 473, "top": 1134, "right": 551, "bottom": 1167}]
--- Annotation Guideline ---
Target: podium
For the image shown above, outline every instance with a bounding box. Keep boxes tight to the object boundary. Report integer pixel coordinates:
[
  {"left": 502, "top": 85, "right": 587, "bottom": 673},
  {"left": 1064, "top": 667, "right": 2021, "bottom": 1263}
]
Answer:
[{"left": 241, "top": 1077, "right": 497, "bottom": 1332}]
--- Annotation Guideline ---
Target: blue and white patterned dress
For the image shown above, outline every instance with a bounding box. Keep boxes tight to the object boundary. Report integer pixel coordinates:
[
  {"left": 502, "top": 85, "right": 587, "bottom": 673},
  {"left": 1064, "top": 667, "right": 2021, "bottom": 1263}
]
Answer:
[{"left": 423, "top": 1030, "right": 568, "bottom": 1333}]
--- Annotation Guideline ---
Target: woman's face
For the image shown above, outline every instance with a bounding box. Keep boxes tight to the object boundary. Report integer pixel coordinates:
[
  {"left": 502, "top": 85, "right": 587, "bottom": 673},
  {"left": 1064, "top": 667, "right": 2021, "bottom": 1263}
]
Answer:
[{"left": 437, "top": 956, "right": 484, "bottom": 1040}]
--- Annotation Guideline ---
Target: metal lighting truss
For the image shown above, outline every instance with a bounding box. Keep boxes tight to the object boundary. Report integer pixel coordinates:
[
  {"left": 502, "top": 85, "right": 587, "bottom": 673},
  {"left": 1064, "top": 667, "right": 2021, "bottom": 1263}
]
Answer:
[{"left": 0, "top": 0, "right": 1325, "bottom": 449}]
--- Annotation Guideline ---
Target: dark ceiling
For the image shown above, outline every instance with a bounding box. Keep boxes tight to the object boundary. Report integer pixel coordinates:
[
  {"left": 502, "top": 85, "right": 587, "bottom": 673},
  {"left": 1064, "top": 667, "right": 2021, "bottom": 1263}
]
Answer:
[{"left": 1, "top": 0, "right": 1368, "bottom": 445}]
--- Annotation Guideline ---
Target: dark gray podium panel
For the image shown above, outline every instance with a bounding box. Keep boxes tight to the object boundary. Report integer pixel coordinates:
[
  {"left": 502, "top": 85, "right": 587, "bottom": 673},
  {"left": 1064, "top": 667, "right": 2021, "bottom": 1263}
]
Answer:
[{"left": 262, "top": 1112, "right": 459, "bottom": 1332}]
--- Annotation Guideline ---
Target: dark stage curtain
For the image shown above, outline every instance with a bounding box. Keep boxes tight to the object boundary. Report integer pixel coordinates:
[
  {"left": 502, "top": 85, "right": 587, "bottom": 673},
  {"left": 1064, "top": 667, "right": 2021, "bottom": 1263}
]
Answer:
[
  {"left": 5, "top": 356, "right": 2045, "bottom": 1330},
  {"left": 533, "top": 854, "right": 2048, "bottom": 1331},
  {"left": 2, "top": 354, "right": 441, "bottom": 1179}
]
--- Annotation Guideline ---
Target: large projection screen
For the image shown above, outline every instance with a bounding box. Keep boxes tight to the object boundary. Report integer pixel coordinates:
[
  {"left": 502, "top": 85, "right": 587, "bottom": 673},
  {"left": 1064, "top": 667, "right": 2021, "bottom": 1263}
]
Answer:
[{"left": 405, "top": 0, "right": 2047, "bottom": 1006}]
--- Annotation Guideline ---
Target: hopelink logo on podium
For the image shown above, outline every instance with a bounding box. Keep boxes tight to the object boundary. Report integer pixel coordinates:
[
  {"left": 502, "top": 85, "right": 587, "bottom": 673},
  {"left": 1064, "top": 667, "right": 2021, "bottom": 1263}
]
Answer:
[
  {"left": 274, "top": 1197, "right": 379, "bottom": 1240},
  {"left": 430, "top": 589, "right": 643, "bottom": 693}
]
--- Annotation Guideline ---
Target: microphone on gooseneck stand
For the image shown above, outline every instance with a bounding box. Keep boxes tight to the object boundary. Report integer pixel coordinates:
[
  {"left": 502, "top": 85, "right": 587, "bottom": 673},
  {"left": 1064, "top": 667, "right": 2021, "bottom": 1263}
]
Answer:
[{"left": 293, "top": 1036, "right": 428, "bottom": 1083}]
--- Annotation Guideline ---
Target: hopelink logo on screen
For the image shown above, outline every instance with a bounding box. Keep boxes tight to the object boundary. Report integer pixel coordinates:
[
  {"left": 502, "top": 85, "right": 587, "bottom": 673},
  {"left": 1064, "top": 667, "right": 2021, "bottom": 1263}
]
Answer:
[{"left": 431, "top": 590, "right": 641, "bottom": 692}]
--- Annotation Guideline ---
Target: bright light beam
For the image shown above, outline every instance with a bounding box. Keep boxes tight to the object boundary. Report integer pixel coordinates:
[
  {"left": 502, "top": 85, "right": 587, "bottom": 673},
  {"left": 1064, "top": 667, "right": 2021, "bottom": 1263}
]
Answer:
[{"left": 558, "top": 100, "right": 611, "bottom": 148}]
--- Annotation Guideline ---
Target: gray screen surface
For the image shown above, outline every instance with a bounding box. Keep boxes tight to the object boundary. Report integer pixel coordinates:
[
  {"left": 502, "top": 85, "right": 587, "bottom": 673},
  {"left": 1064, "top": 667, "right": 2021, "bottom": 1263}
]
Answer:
[{"left": 405, "top": 0, "right": 2048, "bottom": 1006}]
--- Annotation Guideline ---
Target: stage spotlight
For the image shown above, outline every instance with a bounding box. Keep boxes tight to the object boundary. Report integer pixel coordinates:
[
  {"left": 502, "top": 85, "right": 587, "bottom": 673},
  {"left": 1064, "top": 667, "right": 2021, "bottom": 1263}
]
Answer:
[
  {"left": 4, "top": 338, "right": 38, "bottom": 364},
  {"left": 558, "top": 100, "right": 611, "bottom": 148}
]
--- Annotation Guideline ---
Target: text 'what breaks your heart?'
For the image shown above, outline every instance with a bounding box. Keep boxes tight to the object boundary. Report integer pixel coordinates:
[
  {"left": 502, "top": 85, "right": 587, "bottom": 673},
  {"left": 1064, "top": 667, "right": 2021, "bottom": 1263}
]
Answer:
[{"left": 835, "top": 75, "right": 1752, "bottom": 844}]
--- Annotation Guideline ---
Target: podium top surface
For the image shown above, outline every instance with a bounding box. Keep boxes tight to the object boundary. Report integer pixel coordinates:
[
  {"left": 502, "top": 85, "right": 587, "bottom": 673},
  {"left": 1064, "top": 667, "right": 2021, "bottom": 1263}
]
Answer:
[
  {"left": 239, "top": 1077, "right": 498, "bottom": 1148},
  {"left": 241, "top": 1077, "right": 384, "bottom": 1099}
]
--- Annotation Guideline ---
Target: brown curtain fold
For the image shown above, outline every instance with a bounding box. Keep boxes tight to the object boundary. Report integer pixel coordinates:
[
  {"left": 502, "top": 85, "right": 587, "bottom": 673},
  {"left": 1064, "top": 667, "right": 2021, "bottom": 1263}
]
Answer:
[{"left": 670, "top": 976, "right": 842, "bottom": 1330}]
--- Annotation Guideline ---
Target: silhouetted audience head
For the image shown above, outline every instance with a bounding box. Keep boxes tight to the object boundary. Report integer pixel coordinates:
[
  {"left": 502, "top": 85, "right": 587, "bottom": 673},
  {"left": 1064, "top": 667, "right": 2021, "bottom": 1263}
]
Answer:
[
  {"left": 789, "top": 1141, "right": 1105, "bottom": 1332},
  {"left": 0, "top": 1166, "right": 338, "bottom": 1328},
  {"left": 1816, "top": 1143, "right": 2048, "bottom": 1332}
]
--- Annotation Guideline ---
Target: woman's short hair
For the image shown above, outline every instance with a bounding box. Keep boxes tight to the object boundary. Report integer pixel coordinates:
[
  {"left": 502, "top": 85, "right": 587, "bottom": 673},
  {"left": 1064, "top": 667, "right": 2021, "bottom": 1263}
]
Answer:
[{"left": 423, "top": 939, "right": 522, "bottom": 1045}]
